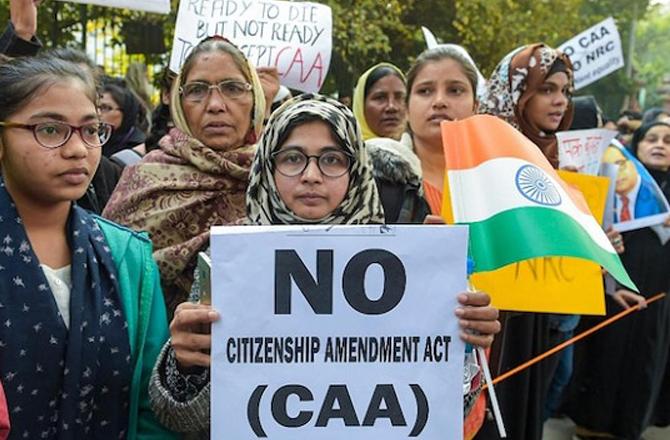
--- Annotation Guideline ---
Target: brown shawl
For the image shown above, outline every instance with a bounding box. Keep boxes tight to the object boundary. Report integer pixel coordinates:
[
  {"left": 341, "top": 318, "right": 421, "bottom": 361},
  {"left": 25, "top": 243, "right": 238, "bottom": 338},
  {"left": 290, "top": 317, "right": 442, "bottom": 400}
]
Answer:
[{"left": 102, "top": 129, "right": 255, "bottom": 311}]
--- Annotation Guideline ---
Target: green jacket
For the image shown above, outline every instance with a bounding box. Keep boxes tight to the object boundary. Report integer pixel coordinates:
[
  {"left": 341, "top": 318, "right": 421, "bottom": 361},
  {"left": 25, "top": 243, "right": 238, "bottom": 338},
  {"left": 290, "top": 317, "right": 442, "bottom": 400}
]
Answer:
[{"left": 96, "top": 216, "right": 178, "bottom": 440}]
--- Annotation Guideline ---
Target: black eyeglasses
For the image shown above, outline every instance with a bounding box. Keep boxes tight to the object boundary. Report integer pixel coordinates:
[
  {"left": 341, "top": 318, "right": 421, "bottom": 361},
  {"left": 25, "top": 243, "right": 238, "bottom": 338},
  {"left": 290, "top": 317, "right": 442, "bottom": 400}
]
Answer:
[
  {"left": 0, "top": 121, "right": 113, "bottom": 149},
  {"left": 180, "top": 80, "right": 252, "bottom": 102},
  {"left": 272, "top": 148, "right": 352, "bottom": 178}
]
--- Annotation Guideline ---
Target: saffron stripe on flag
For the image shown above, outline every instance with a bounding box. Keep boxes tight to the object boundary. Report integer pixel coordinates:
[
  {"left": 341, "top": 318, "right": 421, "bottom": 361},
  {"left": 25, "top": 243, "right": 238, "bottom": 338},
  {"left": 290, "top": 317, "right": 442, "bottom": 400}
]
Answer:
[{"left": 442, "top": 115, "right": 591, "bottom": 215}]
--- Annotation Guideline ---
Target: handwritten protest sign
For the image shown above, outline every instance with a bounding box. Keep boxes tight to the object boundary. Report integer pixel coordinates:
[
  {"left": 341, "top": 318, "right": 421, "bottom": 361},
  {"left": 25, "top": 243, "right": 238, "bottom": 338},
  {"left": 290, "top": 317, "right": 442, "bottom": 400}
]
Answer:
[
  {"left": 559, "top": 17, "right": 624, "bottom": 90},
  {"left": 557, "top": 128, "right": 617, "bottom": 175},
  {"left": 56, "top": 0, "right": 170, "bottom": 14},
  {"left": 210, "top": 225, "right": 467, "bottom": 439},
  {"left": 170, "top": 0, "right": 332, "bottom": 93},
  {"left": 472, "top": 171, "right": 609, "bottom": 314}
]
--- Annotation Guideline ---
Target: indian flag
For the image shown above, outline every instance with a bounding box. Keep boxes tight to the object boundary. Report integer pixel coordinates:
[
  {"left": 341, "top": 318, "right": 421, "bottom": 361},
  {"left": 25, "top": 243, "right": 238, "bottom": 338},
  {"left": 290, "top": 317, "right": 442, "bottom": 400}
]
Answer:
[{"left": 441, "top": 115, "right": 636, "bottom": 291}]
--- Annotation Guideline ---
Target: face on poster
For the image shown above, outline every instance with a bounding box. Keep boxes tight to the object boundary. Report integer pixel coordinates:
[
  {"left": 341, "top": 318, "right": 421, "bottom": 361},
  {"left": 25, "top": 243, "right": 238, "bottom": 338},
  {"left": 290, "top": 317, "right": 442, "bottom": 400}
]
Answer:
[
  {"left": 170, "top": 0, "right": 332, "bottom": 93},
  {"left": 209, "top": 225, "right": 468, "bottom": 439},
  {"left": 601, "top": 139, "right": 670, "bottom": 232}
]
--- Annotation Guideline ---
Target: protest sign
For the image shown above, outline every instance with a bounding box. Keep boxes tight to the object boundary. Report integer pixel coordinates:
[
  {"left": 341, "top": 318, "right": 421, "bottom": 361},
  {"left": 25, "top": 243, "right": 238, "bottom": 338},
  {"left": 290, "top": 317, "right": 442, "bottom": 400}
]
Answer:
[
  {"left": 557, "top": 128, "right": 617, "bottom": 175},
  {"left": 170, "top": 0, "right": 332, "bottom": 93},
  {"left": 603, "top": 139, "right": 670, "bottom": 232},
  {"left": 559, "top": 17, "right": 624, "bottom": 90},
  {"left": 471, "top": 171, "right": 609, "bottom": 314},
  {"left": 56, "top": 0, "right": 170, "bottom": 14},
  {"left": 210, "top": 225, "right": 467, "bottom": 439}
]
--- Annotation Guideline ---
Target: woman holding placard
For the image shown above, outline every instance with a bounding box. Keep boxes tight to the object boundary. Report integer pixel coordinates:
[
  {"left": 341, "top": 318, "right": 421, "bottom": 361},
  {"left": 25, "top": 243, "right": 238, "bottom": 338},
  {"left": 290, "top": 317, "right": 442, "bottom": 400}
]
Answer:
[
  {"left": 103, "top": 36, "right": 278, "bottom": 315},
  {"left": 148, "top": 93, "right": 501, "bottom": 437}
]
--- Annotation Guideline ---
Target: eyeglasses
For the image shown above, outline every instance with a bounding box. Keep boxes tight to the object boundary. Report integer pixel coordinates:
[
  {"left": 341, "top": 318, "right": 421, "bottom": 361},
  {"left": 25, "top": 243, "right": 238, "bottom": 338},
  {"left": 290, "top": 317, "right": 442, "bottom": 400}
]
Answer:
[
  {"left": 98, "top": 104, "right": 121, "bottom": 114},
  {"left": 180, "top": 80, "right": 252, "bottom": 102},
  {"left": 0, "top": 121, "right": 113, "bottom": 149},
  {"left": 272, "top": 148, "right": 352, "bottom": 178}
]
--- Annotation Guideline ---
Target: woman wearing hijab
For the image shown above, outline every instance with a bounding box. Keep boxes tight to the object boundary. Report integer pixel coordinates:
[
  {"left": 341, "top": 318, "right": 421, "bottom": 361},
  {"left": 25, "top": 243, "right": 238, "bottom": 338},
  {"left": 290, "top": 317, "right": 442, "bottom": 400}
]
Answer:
[
  {"left": 480, "top": 43, "right": 575, "bottom": 168},
  {"left": 103, "top": 37, "right": 268, "bottom": 314},
  {"left": 475, "top": 43, "right": 575, "bottom": 440},
  {"left": 148, "top": 93, "right": 500, "bottom": 438},
  {"left": 567, "top": 121, "right": 670, "bottom": 440},
  {"left": 99, "top": 79, "right": 149, "bottom": 165},
  {"left": 353, "top": 63, "right": 407, "bottom": 141}
]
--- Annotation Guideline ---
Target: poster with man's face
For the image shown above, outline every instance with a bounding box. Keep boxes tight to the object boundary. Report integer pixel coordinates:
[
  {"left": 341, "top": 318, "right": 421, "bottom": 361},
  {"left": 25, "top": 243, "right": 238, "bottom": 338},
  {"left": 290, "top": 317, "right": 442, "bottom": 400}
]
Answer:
[{"left": 601, "top": 140, "right": 670, "bottom": 232}]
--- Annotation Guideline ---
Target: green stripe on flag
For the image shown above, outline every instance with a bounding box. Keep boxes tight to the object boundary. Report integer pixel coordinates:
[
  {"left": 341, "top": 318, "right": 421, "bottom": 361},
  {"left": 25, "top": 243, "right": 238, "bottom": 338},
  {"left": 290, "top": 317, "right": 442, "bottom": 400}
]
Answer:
[{"left": 464, "top": 206, "right": 637, "bottom": 291}]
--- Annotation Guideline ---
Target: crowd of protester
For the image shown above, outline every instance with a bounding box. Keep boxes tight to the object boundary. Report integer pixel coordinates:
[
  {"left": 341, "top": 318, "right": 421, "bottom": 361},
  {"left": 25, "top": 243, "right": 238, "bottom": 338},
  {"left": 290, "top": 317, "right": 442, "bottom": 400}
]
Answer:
[{"left": 0, "top": 0, "right": 669, "bottom": 439}]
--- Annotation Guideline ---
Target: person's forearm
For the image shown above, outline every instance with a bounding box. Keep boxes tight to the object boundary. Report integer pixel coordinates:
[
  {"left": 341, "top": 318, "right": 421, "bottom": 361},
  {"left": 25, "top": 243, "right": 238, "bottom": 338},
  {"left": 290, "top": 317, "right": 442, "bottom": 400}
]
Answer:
[{"left": 0, "top": 21, "right": 41, "bottom": 57}]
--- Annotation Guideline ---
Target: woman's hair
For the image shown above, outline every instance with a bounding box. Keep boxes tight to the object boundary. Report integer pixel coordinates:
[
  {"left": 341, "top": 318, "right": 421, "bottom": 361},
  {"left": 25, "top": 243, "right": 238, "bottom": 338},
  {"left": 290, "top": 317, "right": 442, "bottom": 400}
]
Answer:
[
  {"left": 101, "top": 79, "right": 150, "bottom": 134},
  {"left": 642, "top": 107, "right": 670, "bottom": 126},
  {"left": 178, "top": 37, "right": 252, "bottom": 87},
  {"left": 570, "top": 95, "right": 604, "bottom": 130},
  {"left": 406, "top": 46, "right": 479, "bottom": 101},
  {"left": 0, "top": 54, "right": 97, "bottom": 122},
  {"left": 364, "top": 66, "right": 404, "bottom": 99},
  {"left": 631, "top": 121, "right": 670, "bottom": 157},
  {"left": 125, "top": 62, "right": 153, "bottom": 109},
  {"left": 46, "top": 47, "right": 96, "bottom": 71}
]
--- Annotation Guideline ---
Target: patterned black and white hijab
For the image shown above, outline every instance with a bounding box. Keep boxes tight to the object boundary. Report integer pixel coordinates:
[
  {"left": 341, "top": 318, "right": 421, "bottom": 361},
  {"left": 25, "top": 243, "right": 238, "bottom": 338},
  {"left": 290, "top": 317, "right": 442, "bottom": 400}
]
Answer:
[{"left": 247, "top": 93, "right": 385, "bottom": 225}]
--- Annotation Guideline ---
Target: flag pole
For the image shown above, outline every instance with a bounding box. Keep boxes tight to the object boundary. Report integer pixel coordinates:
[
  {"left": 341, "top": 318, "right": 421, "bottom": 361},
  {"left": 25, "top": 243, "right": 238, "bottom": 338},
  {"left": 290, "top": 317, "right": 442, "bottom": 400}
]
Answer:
[
  {"left": 484, "top": 292, "right": 666, "bottom": 390},
  {"left": 468, "top": 279, "right": 507, "bottom": 438}
]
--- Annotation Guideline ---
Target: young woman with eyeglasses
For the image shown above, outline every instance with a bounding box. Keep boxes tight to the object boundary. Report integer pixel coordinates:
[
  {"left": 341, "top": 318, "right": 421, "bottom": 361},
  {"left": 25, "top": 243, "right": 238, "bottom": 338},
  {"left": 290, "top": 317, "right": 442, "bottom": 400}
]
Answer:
[
  {"left": 0, "top": 53, "right": 175, "bottom": 439},
  {"left": 147, "top": 93, "right": 500, "bottom": 438}
]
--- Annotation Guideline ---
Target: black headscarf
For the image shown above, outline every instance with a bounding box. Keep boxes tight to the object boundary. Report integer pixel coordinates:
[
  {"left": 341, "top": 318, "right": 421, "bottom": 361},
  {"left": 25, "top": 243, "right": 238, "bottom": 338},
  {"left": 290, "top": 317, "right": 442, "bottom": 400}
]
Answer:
[
  {"left": 101, "top": 80, "right": 147, "bottom": 157},
  {"left": 630, "top": 121, "right": 670, "bottom": 192},
  {"left": 570, "top": 95, "right": 603, "bottom": 130}
]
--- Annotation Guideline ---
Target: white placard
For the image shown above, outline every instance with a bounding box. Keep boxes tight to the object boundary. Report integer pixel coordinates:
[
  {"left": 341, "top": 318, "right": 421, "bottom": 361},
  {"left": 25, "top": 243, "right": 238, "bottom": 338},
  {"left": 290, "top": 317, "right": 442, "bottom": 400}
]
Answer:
[
  {"left": 559, "top": 17, "right": 624, "bottom": 90},
  {"left": 557, "top": 128, "right": 617, "bottom": 175},
  {"left": 210, "top": 224, "right": 468, "bottom": 439},
  {"left": 170, "top": 0, "right": 332, "bottom": 93},
  {"left": 56, "top": 0, "right": 170, "bottom": 14}
]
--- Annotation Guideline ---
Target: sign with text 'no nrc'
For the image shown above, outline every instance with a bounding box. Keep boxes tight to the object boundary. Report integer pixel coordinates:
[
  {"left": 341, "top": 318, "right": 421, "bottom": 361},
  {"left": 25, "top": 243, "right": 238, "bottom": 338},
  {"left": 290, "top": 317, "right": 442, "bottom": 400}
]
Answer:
[
  {"left": 559, "top": 17, "right": 624, "bottom": 90},
  {"left": 210, "top": 225, "right": 468, "bottom": 439},
  {"left": 170, "top": 0, "right": 332, "bottom": 93}
]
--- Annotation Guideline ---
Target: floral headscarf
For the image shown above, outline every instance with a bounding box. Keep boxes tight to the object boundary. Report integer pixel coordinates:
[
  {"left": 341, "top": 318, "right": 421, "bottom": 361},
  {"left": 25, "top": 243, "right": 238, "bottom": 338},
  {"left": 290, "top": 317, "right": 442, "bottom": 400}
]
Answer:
[
  {"left": 479, "top": 43, "right": 575, "bottom": 168},
  {"left": 247, "top": 93, "right": 385, "bottom": 225}
]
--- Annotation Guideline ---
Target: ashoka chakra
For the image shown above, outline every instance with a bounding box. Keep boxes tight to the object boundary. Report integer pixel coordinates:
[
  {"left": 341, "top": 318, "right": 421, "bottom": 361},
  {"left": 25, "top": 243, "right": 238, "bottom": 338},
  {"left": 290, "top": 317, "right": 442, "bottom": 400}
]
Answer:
[{"left": 515, "top": 164, "right": 562, "bottom": 206}]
